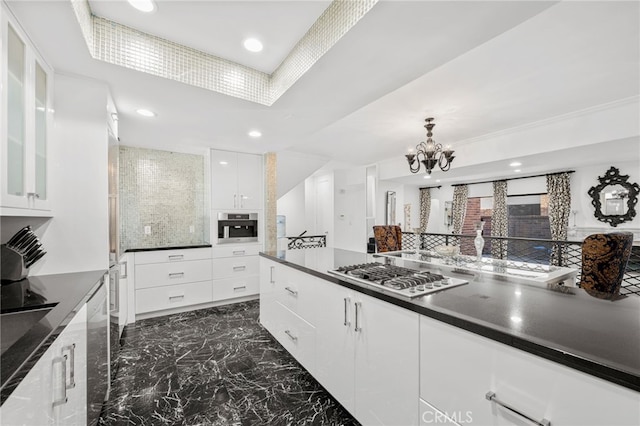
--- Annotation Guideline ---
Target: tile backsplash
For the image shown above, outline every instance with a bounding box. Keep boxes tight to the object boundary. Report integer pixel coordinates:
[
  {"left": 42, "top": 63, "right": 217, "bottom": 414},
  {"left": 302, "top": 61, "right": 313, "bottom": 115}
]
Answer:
[{"left": 119, "top": 146, "right": 206, "bottom": 251}]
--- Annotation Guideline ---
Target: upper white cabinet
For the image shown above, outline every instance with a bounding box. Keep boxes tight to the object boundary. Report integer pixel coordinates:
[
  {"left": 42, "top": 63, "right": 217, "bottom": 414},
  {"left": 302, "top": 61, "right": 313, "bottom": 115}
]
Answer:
[
  {"left": 1, "top": 6, "right": 53, "bottom": 213},
  {"left": 210, "top": 149, "right": 263, "bottom": 210}
]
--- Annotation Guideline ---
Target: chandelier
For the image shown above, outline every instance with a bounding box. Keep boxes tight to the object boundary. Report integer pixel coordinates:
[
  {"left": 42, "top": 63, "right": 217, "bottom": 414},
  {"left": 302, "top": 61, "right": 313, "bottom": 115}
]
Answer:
[{"left": 405, "top": 118, "right": 455, "bottom": 175}]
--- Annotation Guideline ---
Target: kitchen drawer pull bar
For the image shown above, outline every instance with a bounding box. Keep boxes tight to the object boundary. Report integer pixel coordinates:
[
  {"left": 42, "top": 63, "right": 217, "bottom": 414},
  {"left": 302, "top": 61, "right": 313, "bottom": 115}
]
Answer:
[
  {"left": 284, "top": 287, "right": 298, "bottom": 296},
  {"left": 270, "top": 266, "right": 275, "bottom": 283},
  {"left": 284, "top": 330, "right": 298, "bottom": 342},
  {"left": 169, "top": 272, "right": 185, "bottom": 278},
  {"left": 343, "top": 297, "right": 351, "bottom": 326},
  {"left": 485, "top": 392, "right": 550, "bottom": 426},
  {"left": 233, "top": 286, "right": 247, "bottom": 291},
  {"left": 168, "top": 255, "right": 184, "bottom": 260},
  {"left": 233, "top": 265, "right": 246, "bottom": 271},
  {"left": 62, "top": 344, "right": 76, "bottom": 389},
  {"left": 233, "top": 250, "right": 246, "bottom": 255},
  {"left": 234, "top": 194, "right": 237, "bottom": 208},
  {"left": 354, "top": 302, "right": 362, "bottom": 332},
  {"left": 52, "top": 356, "right": 68, "bottom": 407},
  {"left": 169, "top": 295, "right": 185, "bottom": 301}
]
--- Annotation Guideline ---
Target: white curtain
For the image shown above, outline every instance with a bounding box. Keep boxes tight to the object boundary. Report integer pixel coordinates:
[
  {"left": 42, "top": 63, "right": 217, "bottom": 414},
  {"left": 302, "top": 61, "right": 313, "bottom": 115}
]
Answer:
[{"left": 451, "top": 185, "right": 468, "bottom": 235}]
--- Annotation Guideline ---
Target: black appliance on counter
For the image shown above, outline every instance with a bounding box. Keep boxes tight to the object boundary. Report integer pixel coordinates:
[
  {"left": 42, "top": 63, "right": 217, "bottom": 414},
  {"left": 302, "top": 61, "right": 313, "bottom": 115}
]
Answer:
[{"left": 217, "top": 212, "right": 258, "bottom": 244}]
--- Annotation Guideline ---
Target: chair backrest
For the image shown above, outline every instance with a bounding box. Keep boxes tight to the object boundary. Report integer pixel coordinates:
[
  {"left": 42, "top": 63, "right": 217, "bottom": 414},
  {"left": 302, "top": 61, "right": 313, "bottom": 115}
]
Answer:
[
  {"left": 580, "top": 232, "right": 634, "bottom": 299},
  {"left": 373, "top": 225, "right": 403, "bottom": 253}
]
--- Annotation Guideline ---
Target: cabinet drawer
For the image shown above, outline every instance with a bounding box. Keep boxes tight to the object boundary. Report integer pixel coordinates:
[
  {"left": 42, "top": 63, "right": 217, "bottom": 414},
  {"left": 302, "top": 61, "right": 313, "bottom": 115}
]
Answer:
[
  {"left": 212, "top": 245, "right": 260, "bottom": 258},
  {"left": 134, "top": 248, "right": 211, "bottom": 265},
  {"left": 212, "top": 275, "right": 259, "bottom": 301},
  {"left": 135, "top": 281, "right": 212, "bottom": 314},
  {"left": 275, "top": 267, "right": 319, "bottom": 325},
  {"left": 272, "top": 302, "right": 316, "bottom": 373},
  {"left": 135, "top": 259, "right": 212, "bottom": 289},
  {"left": 419, "top": 317, "right": 640, "bottom": 426},
  {"left": 212, "top": 256, "right": 259, "bottom": 279}
]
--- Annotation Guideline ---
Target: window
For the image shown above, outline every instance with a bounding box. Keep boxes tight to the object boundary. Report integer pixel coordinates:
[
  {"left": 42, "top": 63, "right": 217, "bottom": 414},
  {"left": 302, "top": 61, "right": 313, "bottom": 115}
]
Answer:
[{"left": 507, "top": 194, "right": 550, "bottom": 239}]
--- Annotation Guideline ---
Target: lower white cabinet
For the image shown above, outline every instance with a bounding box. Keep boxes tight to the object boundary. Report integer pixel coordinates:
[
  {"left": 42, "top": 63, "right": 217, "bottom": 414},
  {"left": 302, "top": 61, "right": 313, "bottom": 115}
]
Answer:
[
  {"left": 419, "top": 316, "right": 640, "bottom": 426},
  {"left": 0, "top": 304, "right": 87, "bottom": 426},
  {"left": 212, "top": 244, "right": 260, "bottom": 301},
  {"left": 135, "top": 281, "right": 212, "bottom": 314},
  {"left": 259, "top": 257, "right": 420, "bottom": 426}
]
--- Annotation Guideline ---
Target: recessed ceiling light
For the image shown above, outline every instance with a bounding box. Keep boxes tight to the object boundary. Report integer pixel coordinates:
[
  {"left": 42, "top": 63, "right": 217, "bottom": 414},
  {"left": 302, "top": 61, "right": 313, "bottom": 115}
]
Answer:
[
  {"left": 243, "top": 38, "right": 263, "bottom": 53},
  {"left": 423, "top": 175, "right": 431, "bottom": 179},
  {"left": 248, "top": 130, "right": 262, "bottom": 138},
  {"left": 436, "top": 179, "right": 441, "bottom": 183},
  {"left": 219, "top": 161, "right": 228, "bottom": 165},
  {"left": 510, "top": 161, "right": 522, "bottom": 167},
  {"left": 127, "top": 0, "right": 156, "bottom": 13},
  {"left": 514, "top": 169, "right": 521, "bottom": 173},
  {"left": 510, "top": 316, "right": 522, "bottom": 323},
  {"left": 136, "top": 109, "right": 156, "bottom": 117}
]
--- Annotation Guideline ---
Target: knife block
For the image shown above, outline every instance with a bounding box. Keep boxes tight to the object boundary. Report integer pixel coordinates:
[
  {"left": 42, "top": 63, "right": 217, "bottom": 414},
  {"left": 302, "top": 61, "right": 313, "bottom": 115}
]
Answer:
[{"left": 1, "top": 245, "right": 29, "bottom": 282}]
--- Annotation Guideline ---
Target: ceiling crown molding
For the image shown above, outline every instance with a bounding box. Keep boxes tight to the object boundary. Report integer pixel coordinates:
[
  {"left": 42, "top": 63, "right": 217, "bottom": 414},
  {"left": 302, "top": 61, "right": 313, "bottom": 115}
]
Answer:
[{"left": 69, "top": 0, "right": 378, "bottom": 106}]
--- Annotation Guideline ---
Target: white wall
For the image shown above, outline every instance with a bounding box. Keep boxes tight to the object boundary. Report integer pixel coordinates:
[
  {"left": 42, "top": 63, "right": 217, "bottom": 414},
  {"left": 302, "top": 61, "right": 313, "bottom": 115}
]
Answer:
[
  {"left": 334, "top": 168, "right": 366, "bottom": 252},
  {"left": 1, "top": 74, "right": 110, "bottom": 275},
  {"left": 276, "top": 181, "right": 306, "bottom": 237}
]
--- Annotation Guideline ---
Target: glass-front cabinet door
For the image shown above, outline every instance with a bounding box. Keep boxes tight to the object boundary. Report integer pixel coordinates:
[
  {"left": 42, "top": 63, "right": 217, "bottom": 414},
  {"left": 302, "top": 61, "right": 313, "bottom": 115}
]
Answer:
[{"left": 1, "top": 7, "right": 52, "bottom": 213}]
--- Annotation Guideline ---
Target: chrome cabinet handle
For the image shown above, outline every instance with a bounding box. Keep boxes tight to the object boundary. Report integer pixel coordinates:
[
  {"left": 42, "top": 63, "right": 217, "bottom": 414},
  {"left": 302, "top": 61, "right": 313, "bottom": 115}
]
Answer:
[
  {"left": 27, "top": 192, "right": 40, "bottom": 199},
  {"left": 354, "top": 302, "right": 362, "bottom": 332},
  {"left": 169, "top": 295, "right": 184, "bottom": 301},
  {"left": 119, "top": 261, "right": 128, "bottom": 279},
  {"left": 233, "top": 285, "right": 246, "bottom": 291},
  {"left": 284, "top": 287, "right": 298, "bottom": 297},
  {"left": 168, "top": 272, "right": 184, "bottom": 278},
  {"left": 240, "top": 194, "right": 244, "bottom": 208},
  {"left": 343, "top": 297, "right": 351, "bottom": 326},
  {"left": 234, "top": 194, "right": 237, "bottom": 208},
  {"left": 232, "top": 250, "right": 246, "bottom": 256},
  {"left": 62, "top": 344, "right": 76, "bottom": 389},
  {"left": 270, "top": 266, "right": 275, "bottom": 284},
  {"left": 168, "top": 254, "right": 184, "bottom": 261},
  {"left": 486, "top": 392, "right": 550, "bottom": 426},
  {"left": 52, "top": 356, "right": 68, "bottom": 407},
  {"left": 233, "top": 265, "right": 246, "bottom": 271},
  {"left": 284, "top": 330, "right": 298, "bottom": 342}
]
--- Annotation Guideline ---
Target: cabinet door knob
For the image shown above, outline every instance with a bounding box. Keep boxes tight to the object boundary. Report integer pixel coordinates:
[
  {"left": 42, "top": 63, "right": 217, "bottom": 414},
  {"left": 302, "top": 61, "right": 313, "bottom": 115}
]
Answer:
[{"left": 485, "top": 391, "right": 550, "bottom": 426}]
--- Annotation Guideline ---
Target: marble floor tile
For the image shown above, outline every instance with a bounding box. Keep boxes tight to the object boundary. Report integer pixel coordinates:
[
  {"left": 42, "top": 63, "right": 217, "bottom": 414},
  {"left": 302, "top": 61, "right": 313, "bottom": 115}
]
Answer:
[{"left": 99, "top": 300, "right": 359, "bottom": 426}]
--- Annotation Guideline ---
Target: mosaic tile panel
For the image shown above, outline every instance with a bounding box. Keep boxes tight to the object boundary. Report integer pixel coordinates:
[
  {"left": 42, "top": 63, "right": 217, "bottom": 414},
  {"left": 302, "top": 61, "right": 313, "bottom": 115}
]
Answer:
[
  {"left": 265, "top": 153, "right": 277, "bottom": 252},
  {"left": 70, "top": 0, "right": 378, "bottom": 106},
  {"left": 119, "top": 146, "right": 206, "bottom": 252}
]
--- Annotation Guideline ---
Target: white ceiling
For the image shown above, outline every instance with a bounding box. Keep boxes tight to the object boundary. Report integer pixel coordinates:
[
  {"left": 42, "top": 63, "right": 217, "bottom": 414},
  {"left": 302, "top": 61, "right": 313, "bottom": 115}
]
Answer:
[{"left": 5, "top": 0, "right": 640, "bottom": 183}]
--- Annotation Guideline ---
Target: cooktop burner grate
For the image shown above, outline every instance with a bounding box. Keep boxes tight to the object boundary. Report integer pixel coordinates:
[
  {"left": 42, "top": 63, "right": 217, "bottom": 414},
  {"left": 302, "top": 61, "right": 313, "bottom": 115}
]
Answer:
[{"left": 329, "top": 262, "right": 468, "bottom": 298}]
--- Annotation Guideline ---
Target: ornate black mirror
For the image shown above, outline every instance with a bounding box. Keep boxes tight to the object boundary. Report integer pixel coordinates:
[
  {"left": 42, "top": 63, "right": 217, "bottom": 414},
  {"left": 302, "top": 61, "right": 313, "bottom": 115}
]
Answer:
[{"left": 588, "top": 167, "right": 639, "bottom": 227}]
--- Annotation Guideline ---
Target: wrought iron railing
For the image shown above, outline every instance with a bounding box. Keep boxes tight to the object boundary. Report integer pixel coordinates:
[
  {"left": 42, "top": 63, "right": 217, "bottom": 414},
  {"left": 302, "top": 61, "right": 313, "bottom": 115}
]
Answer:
[
  {"left": 401, "top": 232, "right": 640, "bottom": 297},
  {"left": 287, "top": 235, "right": 327, "bottom": 250}
]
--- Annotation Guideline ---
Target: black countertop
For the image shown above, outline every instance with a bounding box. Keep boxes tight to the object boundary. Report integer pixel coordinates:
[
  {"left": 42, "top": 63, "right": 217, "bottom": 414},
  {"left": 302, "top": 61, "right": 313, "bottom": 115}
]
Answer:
[
  {"left": 260, "top": 248, "right": 640, "bottom": 392},
  {"left": 0, "top": 270, "right": 106, "bottom": 404},
  {"left": 125, "top": 244, "right": 212, "bottom": 253}
]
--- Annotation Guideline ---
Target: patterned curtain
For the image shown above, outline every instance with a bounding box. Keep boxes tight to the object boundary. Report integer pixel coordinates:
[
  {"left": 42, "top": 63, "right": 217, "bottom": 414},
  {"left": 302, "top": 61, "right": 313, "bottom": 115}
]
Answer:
[
  {"left": 451, "top": 185, "right": 468, "bottom": 235},
  {"left": 547, "top": 172, "right": 572, "bottom": 265},
  {"left": 419, "top": 188, "right": 431, "bottom": 232},
  {"left": 491, "top": 180, "right": 508, "bottom": 259}
]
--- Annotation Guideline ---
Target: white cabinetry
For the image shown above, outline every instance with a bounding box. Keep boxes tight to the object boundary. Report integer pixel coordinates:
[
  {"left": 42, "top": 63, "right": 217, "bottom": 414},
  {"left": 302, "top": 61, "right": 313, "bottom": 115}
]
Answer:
[
  {"left": 419, "top": 316, "right": 640, "bottom": 426},
  {"left": 133, "top": 248, "right": 213, "bottom": 316},
  {"left": 0, "top": 304, "right": 87, "bottom": 425},
  {"left": 259, "top": 257, "right": 420, "bottom": 426},
  {"left": 1, "top": 5, "right": 53, "bottom": 214},
  {"left": 210, "top": 149, "right": 262, "bottom": 210},
  {"left": 211, "top": 244, "right": 260, "bottom": 302}
]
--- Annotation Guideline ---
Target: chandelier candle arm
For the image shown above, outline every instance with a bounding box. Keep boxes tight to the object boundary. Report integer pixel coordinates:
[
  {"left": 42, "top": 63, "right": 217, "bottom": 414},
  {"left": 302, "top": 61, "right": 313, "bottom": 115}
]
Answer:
[{"left": 405, "top": 118, "right": 455, "bottom": 175}]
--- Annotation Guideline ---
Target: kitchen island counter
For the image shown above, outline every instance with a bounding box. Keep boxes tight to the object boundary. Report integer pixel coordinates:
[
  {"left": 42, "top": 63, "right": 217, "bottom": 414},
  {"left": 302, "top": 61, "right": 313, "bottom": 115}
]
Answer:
[
  {"left": 261, "top": 248, "right": 640, "bottom": 392},
  {"left": 0, "top": 270, "right": 106, "bottom": 404}
]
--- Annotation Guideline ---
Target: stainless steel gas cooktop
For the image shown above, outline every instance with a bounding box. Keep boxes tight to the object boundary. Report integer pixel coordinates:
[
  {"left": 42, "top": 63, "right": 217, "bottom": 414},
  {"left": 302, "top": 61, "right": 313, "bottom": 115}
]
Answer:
[{"left": 328, "top": 262, "right": 467, "bottom": 298}]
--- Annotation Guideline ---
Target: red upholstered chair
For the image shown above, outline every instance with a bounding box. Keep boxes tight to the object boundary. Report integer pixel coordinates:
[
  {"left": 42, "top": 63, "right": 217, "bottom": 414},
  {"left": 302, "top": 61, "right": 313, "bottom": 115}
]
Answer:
[
  {"left": 373, "top": 226, "right": 403, "bottom": 253},
  {"left": 580, "top": 232, "right": 633, "bottom": 299}
]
